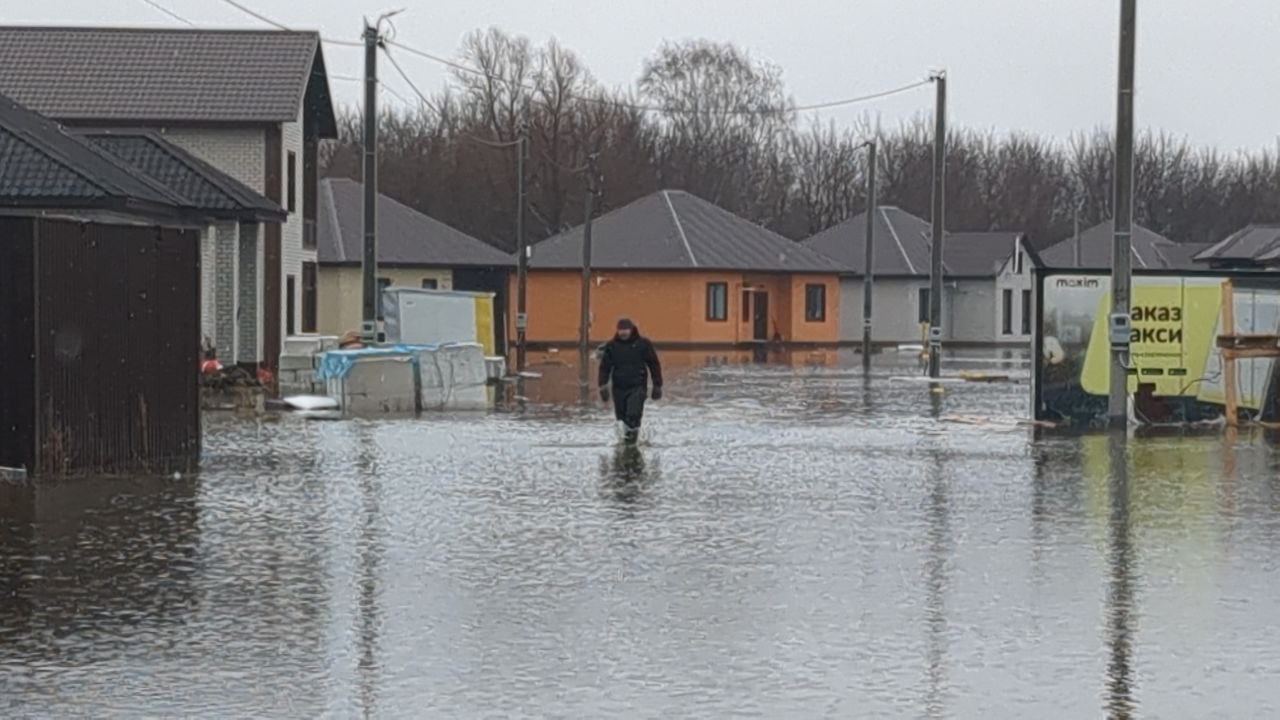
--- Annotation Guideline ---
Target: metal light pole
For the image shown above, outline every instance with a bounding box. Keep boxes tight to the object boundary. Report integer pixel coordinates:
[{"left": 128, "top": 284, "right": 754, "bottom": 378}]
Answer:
[
  {"left": 578, "top": 155, "right": 599, "bottom": 404},
  {"left": 360, "top": 20, "right": 379, "bottom": 340},
  {"left": 861, "top": 139, "right": 878, "bottom": 373},
  {"left": 928, "top": 71, "right": 947, "bottom": 380},
  {"left": 1109, "top": 0, "right": 1138, "bottom": 427}
]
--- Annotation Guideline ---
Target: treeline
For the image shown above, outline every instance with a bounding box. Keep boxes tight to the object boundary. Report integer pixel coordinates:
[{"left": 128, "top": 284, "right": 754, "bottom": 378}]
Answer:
[{"left": 321, "top": 28, "right": 1280, "bottom": 251}]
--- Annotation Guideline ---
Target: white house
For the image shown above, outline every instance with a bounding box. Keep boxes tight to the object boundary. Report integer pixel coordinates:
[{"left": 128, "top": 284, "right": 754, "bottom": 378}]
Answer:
[
  {"left": 0, "top": 26, "right": 338, "bottom": 373},
  {"left": 803, "top": 207, "right": 1034, "bottom": 346},
  {"left": 948, "top": 232, "right": 1037, "bottom": 345}
]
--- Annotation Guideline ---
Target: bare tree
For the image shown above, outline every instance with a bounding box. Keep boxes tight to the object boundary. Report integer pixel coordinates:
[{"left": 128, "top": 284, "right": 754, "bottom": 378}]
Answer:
[{"left": 319, "top": 32, "right": 1280, "bottom": 253}]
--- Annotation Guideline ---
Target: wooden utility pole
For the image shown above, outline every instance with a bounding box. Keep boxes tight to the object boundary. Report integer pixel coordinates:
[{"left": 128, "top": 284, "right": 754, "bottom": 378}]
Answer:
[
  {"left": 360, "top": 20, "right": 379, "bottom": 340},
  {"left": 927, "top": 72, "right": 946, "bottom": 380},
  {"left": 515, "top": 123, "right": 529, "bottom": 372},
  {"left": 1109, "top": 0, "right": 1138, "bottom": 427},
  {"left": 578, "top": 155, "right": 599, "bottom": 404},
  {"left": 861, "top": 139, "right": 877, "bottom": 373}
]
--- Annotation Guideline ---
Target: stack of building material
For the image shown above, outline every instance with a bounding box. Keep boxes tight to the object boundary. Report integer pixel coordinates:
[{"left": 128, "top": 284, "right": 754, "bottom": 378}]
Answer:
[
  {"left": 382, "top": 288, "right": 497, "bottom": 356},
  {"left": 417, "top": 343, "right": 490, "bottom": 411},
  {"left": 316, "top": 343, "right": 492, "bottom": 414},
  {"left": 318, "top": 347, "right": 420, "bottom": 414},
  {"left": 278, "top": 335, "right": 340, "bottom": 395}
]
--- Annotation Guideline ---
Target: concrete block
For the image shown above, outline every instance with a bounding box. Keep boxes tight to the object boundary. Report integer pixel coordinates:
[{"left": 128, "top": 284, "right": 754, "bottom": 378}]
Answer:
[{"left": 278, "top": 353, "right": 316, "bottom": 371}]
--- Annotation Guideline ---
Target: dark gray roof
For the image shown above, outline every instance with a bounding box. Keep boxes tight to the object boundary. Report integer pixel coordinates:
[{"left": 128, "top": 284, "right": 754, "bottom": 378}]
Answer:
[
  {"left": 0, "top": 91, "right": 184, "bottom": 217},
  {"left": 0, "top": 26, "right": 336, "bottom": 135},
  {"left": 1038, "top": 221, "right": 1197, "bottom": 270},
  {"left": 946, "top": 232, "right": 1025, "bottom": 278},
  {"left": 805, "top": 206, "right": 954, "bottom": 277},
  {"left": 318, "top": 178, "right": 512, "bottom": 267},
  {"left": 531, "top": 190, "right": 838, "bottom": 272},
  {"left": 1159, "top": 242, "right": 1216, "bottom": 269},
  {"left": 83, "top": 132, "right": 284, "bottom": 221},
  {"left": 1195, "top": 225, "right": 1280, "bottom": 265}
]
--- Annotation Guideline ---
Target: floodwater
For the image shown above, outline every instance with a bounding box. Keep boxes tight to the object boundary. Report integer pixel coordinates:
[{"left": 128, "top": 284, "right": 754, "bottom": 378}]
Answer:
[{"left": 3, "top": 349, "right": 1280, "bottom": 718}]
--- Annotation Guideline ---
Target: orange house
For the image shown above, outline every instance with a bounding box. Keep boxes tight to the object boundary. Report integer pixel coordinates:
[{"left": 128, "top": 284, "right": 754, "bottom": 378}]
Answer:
[{"left": 512, "top": 190, "right": 840, "bottom": 348}]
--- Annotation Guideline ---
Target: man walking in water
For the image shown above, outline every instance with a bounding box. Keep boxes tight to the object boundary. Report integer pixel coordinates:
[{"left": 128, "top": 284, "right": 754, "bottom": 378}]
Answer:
[{"left": 598, "top": 318, "right": 663, "bottom": 444}]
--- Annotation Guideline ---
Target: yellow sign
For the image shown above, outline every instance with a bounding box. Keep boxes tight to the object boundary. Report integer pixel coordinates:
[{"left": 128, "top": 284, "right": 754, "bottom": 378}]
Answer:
[{"left": 1081, "top": 279, "right": 1222, "bottom": 397}]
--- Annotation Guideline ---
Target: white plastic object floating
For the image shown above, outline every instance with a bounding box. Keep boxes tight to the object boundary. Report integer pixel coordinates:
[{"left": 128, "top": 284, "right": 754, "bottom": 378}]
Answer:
[{"left": 282, "top": 395, "right": 341, "bottom": 411}]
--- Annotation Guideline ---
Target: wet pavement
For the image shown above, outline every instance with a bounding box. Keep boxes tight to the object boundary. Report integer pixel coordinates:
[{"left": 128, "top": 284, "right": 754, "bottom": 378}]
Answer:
[{"left": 3, "top": 350, "right": 1280, "bottom": 718}]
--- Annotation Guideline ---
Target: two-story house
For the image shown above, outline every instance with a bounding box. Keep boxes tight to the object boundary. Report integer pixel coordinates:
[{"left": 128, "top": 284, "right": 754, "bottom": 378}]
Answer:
[{"left": 0, "top": 26, "right": 338, "bottom": 373}]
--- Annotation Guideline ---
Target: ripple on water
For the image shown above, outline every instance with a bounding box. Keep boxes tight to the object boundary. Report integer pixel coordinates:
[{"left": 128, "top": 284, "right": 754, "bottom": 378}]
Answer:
[{"left": 2, "top": 351, "right": 1280, "bottom": 717}]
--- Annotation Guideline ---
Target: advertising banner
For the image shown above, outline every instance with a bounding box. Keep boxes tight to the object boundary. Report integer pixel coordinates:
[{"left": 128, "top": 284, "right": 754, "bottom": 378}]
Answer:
[{"left": 1036, "top": 273, "right": 1280, "bottom": 424}]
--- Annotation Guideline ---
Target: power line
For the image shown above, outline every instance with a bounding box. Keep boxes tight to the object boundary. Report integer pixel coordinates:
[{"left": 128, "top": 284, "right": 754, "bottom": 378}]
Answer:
[
  {"left": 138, "top": 0, "right": 194, "bottom": 26},
  {"left": 214, "top": 0, "right": 929, "bottom": 117},
  {"left": 331, "top": 74, "right": 413, "bottom": 107},
  {"left": 381, "top": 46, "right": 440, "bottom": 114},
  {"left": 216, "top": 0, "right": 288, "bottom": 30},
  {"left": 385, "top": 38, "right": 930, "bottom": 116},
  {"left": 464, "top": 134, "right": 522, "bottom": 149}
]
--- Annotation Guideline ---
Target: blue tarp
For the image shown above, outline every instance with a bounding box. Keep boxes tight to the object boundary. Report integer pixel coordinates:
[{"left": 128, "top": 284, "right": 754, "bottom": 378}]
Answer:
[{"left": 316, "top": 344, "right": 440, "bottom": 381}]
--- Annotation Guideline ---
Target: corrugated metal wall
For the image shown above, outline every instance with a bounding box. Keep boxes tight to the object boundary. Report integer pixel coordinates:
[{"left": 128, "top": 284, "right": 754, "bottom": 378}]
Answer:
[
  {"left": 0, "top": 217, "right": 36, "bottom": 470},
  {"left": 33, "top": 219, "right": 201, "bottom": 476}
]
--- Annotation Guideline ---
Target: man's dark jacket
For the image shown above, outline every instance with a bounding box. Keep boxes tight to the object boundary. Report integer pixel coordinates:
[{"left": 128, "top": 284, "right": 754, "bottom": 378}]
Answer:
[{"left": 598, "top": 329, "right": 663, "bottom": 391}]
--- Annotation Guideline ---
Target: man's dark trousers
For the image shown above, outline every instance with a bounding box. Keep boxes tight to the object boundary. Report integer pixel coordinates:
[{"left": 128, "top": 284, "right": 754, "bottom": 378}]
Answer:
[{"left": 613, "top": 385, "right": 647, "bottom": 432}]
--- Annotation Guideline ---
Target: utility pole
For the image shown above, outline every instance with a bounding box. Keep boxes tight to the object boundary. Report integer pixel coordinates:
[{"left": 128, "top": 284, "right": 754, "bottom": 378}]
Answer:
[
  {"left": 1073, "top": 202, "right": 1082, "bottom": 267},
  {"left": 360, "top": 20, "right": 379, "bottom": 341},
  {"left": 1109, "top": 0, "right": 1137, "bottom": 427},
  {"left": 928, "top": 71, "right": 946, "bottom": 380},
  {"left": 514, "top": 123, "right": 529, "bottom": 373},
  {"left": 861, "top": 139, "right": 877, "bottom": 373},
  {"left": 578, "top": 155, "right": 599, "bottom": 404}
]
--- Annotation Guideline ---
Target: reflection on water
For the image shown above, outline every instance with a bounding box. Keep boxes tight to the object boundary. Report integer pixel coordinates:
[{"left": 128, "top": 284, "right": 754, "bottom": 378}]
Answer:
[
  {"left": 3, "top": 351, "right": 1280, "bottom": 717},
  {"left": 599, "top": 445, "right": 660, "bottom": 510},
  {"left": 922, "top": 448, "right": 951, "bottom": 719},
  {"left": 1104, "top": 435, "right": 1135, "bottom": 720}
]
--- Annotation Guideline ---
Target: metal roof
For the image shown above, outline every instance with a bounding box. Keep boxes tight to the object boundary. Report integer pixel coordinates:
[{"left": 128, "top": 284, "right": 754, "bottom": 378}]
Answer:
[
  {"left": 803, "top": 206, "right": 944, "bottom": 277},
  {"left": 1037, "top": 221, "right": 1197, "bottom": 270},
  {"left": 531, "top": 190, "right": 838, "bottom": 272},
  {"left": 83, "top": 132, "right": 284, "bottom": 221},
  {"left": 946, "top": 232, "right": 1025, "bottom": 278},
  {"left": 0, "top": 26, "right": 336, "bottom": 135},
  {"left": 318, "top": 178, "right": 512, "bottom": 267},
  {"left": 1195, "top": 225, "right": 1280, "bottom": 265},
  {"left": 0, "top": 92, "right": 184, "bottom": 216}
]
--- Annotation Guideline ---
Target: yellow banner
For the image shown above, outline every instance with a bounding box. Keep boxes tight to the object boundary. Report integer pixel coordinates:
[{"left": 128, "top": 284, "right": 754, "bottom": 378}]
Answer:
[{"left": 1081, "top": 279, "right": 1222, "bottom": 397}]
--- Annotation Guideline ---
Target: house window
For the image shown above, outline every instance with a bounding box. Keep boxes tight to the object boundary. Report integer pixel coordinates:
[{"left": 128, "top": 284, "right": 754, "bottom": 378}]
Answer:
[
  {"left": 1015, "top": 249, "right": 1023, "bottom": 275},
  {"left": 804, "top": 284, "right": 826, "bottom": 322},
  {"left": 302, "top": 262, "right": 317, "bottom": 333},
  {"left": 1002, "top": 289, "right": 1013, "bottom": 335},
  {"left": 1021, "top": 289, "right": 1032, "bottom": 335},
  {"left": 286, "top": 151, "right": 297, "bottom": 213},
  {"left": 376, "top": 277, "right": 392, "bottom": 320},
  {"left": 286, "top": 275, "right": 296, "bottom": 336},
  {"left": 741, "top": 289, "right": 751, "bottom": 322},
  {"left": 422, "top": 278, "right": 439, "bottom": 290},
  {"left": 706, "top": 282, "right": 728, "bottom": 321},
  {"left": 917, "top": 288, "right": 930, "bottom": 324}
]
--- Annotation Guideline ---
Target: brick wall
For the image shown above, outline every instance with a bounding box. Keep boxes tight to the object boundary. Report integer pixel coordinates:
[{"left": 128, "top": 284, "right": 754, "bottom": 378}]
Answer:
[
  {"left": 200, "top": 224, "right": 216, "bottom": 352},
  {"left": 280, "top": 108, "right": 311, "bottom": 340},
  {"left": 213, "top": 222, "right": 239, "bottom": 360},
  {"left": 161, "top": 127, "right": 266, "bottom": 191}
]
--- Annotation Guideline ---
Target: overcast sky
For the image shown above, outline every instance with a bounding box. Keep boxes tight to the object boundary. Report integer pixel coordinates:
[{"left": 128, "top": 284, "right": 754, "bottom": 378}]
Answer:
[{"left": 8, "top": 0, "right": 1279, "bottom": 150}]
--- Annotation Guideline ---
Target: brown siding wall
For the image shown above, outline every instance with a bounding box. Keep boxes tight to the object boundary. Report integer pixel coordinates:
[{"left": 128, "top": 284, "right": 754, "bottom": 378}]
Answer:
[
  {"left": 513, "top": 269, "right": 841, "bottom": 347},
  {"left": 0, "top": 218, "right": 35, "bottom": 470},
  {"left": 32, "top": 219, "right": 201, "bottom": 476}
]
